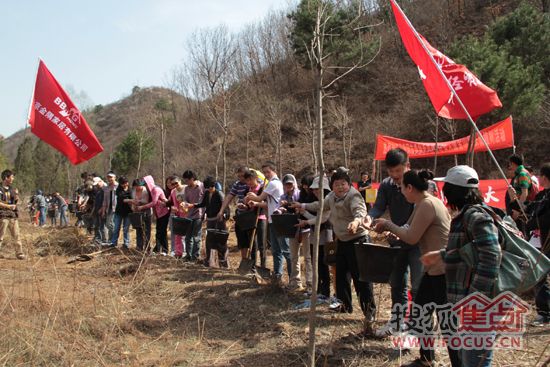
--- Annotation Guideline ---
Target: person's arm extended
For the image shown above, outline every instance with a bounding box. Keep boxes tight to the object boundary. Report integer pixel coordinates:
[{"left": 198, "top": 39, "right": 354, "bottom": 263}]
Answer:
[
  {"left": 247, "top": 191, "right": 268, "bottom": 202},
  {"left": 0, "top": 202, "right": 15, "bottom": 210},
  {"left": 368, "top": 182, "right": 387, "bottom": 219},
  {"left": 304, "top": 209, "right": 330, "bottom": 225},
  {"left": 140, "top": 188, "right": 165, "bottom": 209},
  {"left": 217, "top": 193, "right": 235, "bottom": 219},
  {"left": 385, "top": 201, "right": 434, "bottom": 245},
  {"left": 191, "top": 192, "right": 209, "bottom": 209}
]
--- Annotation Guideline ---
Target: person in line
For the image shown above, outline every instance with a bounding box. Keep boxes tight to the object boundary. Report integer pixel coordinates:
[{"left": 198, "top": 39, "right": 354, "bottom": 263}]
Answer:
[
  {"left": 373, "top": 170, "right": 460, "bottom": 367},
  {"left": 139, "top": 175, "right": 170, "bottom": 255},
  {"left": 246, "top": 161, "right": 291, "bottom": 286},
  {"left": 47, "top": 194, "right": 58, "bottom": 227},
  {"left": 92, "top": 177, "right": 107, "bottom": 245},
  {"left": 422, "top": 166, "right": 501, "bottom": 367},
  {"left": 242, "top": 169, "right": 267, "bottom": 270},
  {"left": 169, "top": 176, "right": 186, "bottom": 257},
  {"left": 54, "top": 192, "right": 68, "bottom": 227},
  {"left": 182, "top": 170, "right": 204, "bottom": 262},
  {"left": 298, "top": 169, "right": 376, "bottom": 330},
  {"left": 129, "top": 179, "right": 152, "bottom": 251},
  {"left": 110, "top": 177, "right": 132, "bottom": 249},
  {"left": 526, "top": 163, "right": 550, "bottom": 326},
  {"left": 100, "top": 172, "right": 118, "bottom": 243},
  {"left": 34, "top": 190, "right": 47, "bottom": 227},
  {"left": 0, "top": 170, "right": 25, "bottom": 260},
  {"left": 506, "top": 154, "right": 532, "bottom": 212},
  {"left": 217, "top": 166, "right": 254, "bottom": 262},
  {"left": 295, "top": 175, "right": 332, "bottom": 298},
  {"left": 189, "top": 176, "right": 229, "bottom": 267},
  {"left": 279, "top": 173, "right": 312, "bottom": 292},
  {"left": 364, "top": 148, "right": 422, "bottom": 338}
]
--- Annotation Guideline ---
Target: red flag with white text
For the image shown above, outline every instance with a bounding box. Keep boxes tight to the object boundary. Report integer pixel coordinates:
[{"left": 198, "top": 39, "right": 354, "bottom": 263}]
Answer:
[
  {"left": 390, "top": 0, "right": 502, "bottom": 120},
  {"left": 28, "top": 60, "right": 103, "bottom": 165}
]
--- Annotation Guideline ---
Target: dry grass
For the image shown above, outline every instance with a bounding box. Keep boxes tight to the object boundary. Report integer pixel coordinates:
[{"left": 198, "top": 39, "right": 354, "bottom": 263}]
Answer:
[{"left": 0, "top": 218, "right": 548, "bottom": 366}]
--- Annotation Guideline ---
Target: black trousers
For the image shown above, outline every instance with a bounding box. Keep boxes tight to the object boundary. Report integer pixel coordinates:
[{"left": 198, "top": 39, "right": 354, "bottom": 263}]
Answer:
[
  {"left": 413, "top": 273, "right": 461, "bottom": 367},
  {"left": 335, "top": 237, "right": 376, "bottom": 318},
  {"left": 311, "top": 243, "right": 330, "bottom": 297},
  {"left": 155, "top": 213, "right": 170, "bottom": 253}
]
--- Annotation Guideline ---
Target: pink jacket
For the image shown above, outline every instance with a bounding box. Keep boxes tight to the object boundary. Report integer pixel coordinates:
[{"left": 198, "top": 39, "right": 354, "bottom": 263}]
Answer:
[{"left": 141, "top": 175, "right": 169, "bottom": 218}]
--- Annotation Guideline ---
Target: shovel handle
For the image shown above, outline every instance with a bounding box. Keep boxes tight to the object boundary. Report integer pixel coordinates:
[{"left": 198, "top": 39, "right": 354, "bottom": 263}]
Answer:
[{"left": 246, "top": 208, "right": 261, "bottom": 260}]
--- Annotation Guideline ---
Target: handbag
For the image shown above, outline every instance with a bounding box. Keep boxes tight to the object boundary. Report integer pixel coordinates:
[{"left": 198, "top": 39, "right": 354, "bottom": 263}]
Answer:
[
  {"left": 459, "top": 205, "right": 550, "bottom": 295},
  {"left": 324, "top": 240, "right": 338, "bottom": 266}
]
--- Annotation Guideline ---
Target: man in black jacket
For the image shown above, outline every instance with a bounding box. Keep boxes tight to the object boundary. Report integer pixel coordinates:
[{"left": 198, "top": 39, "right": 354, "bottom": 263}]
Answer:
[{"left": 527, "top": 163, "right": 550, "bottom": 326}]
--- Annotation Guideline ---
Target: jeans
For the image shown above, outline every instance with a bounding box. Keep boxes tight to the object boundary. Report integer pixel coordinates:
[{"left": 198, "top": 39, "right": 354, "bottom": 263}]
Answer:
[
  {"left": 135, "top": 214, "right": 152, "bottom": 251},
  {"left": 94, "top": 213, "right": 106, "bottom": 242},
  {"left": 535, "top": 274, "right": 550, "bottom": 319},
  {"left": 105, "top": 212, "right": 115, "bottom": 242},
  {"left": 335, "top": 237, "right": 376, "bottom": 318},
  {"left": 155, "top": 213, "right": 170, "bottom": 253},
  {"left": 185, "top": 218, "right": 202, "bottom": 260},
  {"left": 269, "top": 225, "right": 291, "bottom": 277},
  {"left": 389, "top": 244, "right": 423, "bottom": 318},
  {"left": 111, "top": 214, "right": 130, "bottom": 247},
  {"left": 412, "top": 273, "right": 461, "bottom": 367},
  {"left": 59, "top": 206, "right": 68, "bottom": 226},
  {"left": 38, "top": 207, "right": 46, "bottom": 226},
  {"left": 460, "top": 340, "right": 494, "bottom": 367}
]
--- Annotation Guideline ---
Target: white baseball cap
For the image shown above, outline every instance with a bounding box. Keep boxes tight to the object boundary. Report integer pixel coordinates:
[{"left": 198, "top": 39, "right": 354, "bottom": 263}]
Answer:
[
  {"left": 310, "top": 176, "right": 331, "bottom": 191},
  {"left": 435, "top": 165, "right": 479, "bottom": 188}
]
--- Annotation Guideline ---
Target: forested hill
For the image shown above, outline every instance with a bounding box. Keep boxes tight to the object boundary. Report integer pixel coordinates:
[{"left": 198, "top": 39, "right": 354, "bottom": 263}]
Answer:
[{"left": 2, "top": 0, "right": 549, "bottom": 195}]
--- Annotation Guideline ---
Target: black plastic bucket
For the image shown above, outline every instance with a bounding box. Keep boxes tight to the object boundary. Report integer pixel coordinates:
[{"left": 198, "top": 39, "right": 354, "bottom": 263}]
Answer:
[
  {"left": 129, "top": 212, "right": 144, "bottom": 229},
  {"left": 206, "top": 229, "right": 229, "bottom": 251},
  {"left": 355, "top": 242, "right": 400, "bottom": 283},
  {"left": 234, "top": 210, "right": 257, "bottom": 231},
  {"left": 172, "top": 216, "right": 192, "bottom": 236},
  {"left": 271, "top": 213, "right": 299, "bottom": 238}
]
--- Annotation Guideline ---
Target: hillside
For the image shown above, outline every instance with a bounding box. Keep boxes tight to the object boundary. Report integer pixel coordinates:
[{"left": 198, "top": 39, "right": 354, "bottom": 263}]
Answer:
[{"left": 3, "top": 0, "right": 549, "bottom": 189}]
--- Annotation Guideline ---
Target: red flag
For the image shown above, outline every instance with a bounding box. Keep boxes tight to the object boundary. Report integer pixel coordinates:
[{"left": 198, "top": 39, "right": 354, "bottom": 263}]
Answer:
[
  {"left": 390, "top": 0, "right": 502, "bottom": 120},
  {"left": 28, "top": 60, "right": 103, "bottom": 165}
]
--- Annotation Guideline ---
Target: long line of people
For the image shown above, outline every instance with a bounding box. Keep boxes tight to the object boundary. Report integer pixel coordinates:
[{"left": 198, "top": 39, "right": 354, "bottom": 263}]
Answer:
[{"left": 36, "top": 150, "right": 549, "bottom": 367}]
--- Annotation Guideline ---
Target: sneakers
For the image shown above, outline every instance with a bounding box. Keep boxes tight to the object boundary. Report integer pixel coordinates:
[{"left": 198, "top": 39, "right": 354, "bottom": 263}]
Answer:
[
  {"left": 531, "top": 314, "right": 550, "bottom": 327},
  {"left": 375, "top": 320, "right": 406, "bottom": 338},
  {"left": 16, "top": 253, "right": 26, "bottom": 260}
]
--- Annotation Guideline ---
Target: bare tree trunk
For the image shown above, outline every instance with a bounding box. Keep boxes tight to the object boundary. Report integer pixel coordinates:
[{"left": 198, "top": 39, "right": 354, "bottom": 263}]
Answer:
[
  {"left": 342, "top": 130, "right": 348, "bottom": 167},
  {"left": 137, "top": 133, "right": 143, "bottom": 179},
  {"left": 277, "top": 122, "right": 282, "bottom": 175},
  {"left": 222, "top": 129, "right": 227, "bottom": 191},
  {"left": 246, "top": 127, "right": 250, "bottom": 167},
  {"left": 161, "top": 122, "right": 166, "bottom": 184}
]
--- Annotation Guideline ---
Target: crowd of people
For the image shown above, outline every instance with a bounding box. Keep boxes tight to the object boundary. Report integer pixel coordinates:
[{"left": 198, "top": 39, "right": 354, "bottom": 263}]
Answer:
[{"left": 0, "top": 147, "right": 548, "bottom": 367}]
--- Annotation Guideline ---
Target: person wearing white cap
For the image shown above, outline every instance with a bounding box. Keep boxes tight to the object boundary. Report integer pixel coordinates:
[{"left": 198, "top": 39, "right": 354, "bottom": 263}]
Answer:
[{"left": 422, "top": 165, "right": 501, "bottom": 367}]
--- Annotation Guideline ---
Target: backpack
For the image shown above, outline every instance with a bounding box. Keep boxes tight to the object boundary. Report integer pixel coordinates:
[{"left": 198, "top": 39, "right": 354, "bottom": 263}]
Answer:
[{"left": 459, "top": 205, "right": 550, "bottom": 296}]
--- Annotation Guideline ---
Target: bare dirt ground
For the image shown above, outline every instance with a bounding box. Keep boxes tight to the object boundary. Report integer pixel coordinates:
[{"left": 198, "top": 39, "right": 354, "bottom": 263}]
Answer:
[{"left": 0, "top": 218, "right": 548, "bottom": 366}]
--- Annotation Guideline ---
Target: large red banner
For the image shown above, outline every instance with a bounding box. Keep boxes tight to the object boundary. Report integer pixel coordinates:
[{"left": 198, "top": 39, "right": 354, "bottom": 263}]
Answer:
[
  {"left": 374, "top": 117, "right": 514, "bottom": 161},
  {"left": 28, "top": 60, "right": 103, "bottom": 165},
  {"left": 368, "top": 179, "right": 508, "bottom": 209}
]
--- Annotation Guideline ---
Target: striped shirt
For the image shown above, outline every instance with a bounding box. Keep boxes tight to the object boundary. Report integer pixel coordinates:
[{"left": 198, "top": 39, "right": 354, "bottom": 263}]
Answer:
[{"left": 440, "top": 204, "right": 501, "bottom": 303}]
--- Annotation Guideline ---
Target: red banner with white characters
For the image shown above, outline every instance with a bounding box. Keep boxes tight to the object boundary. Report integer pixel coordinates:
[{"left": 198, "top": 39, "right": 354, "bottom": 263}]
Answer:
[
  {"left": 374, "top": 117, "right": 514, "bottom": 161},
  {"left": 367, "top": 179, "right": 508, "bottom": 209},
  {"left": 28, "top": 60, "right": 103, "bottom": 165},
  {"left": 390, "top": 0, "right": 502, "bottom": 120}
]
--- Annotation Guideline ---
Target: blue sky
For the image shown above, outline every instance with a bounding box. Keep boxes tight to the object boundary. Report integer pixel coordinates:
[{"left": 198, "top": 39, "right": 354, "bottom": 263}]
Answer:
[{"left": 0, "top": 0, "right": 288, "bottom": 138}]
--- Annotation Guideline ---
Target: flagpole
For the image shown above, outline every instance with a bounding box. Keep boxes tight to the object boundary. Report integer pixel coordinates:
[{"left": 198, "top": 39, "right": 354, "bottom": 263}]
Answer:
[
  {"left": 26, "top": 58, "right": 41, "bottom": 127},
  {"left": 392, "top": 1, "right": 525, "bottom": 210}
]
